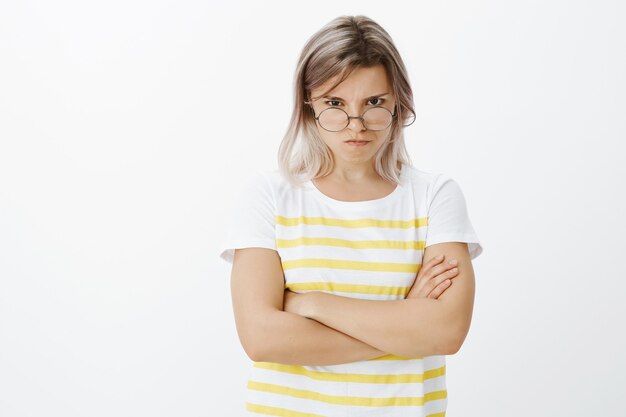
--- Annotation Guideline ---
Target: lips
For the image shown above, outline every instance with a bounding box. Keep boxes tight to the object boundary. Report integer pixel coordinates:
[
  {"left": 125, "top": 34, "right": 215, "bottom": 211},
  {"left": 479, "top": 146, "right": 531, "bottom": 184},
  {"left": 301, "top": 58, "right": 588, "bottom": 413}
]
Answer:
[{"left": 345, "top": 140, "right": 370, "bottom": 146}]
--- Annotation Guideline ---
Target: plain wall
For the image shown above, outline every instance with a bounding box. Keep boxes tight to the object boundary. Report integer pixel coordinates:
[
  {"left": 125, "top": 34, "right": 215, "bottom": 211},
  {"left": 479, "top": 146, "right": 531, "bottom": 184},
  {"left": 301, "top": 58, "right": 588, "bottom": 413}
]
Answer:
[{"left": 1, "top": 1, "right": 625, "bottom": 416}]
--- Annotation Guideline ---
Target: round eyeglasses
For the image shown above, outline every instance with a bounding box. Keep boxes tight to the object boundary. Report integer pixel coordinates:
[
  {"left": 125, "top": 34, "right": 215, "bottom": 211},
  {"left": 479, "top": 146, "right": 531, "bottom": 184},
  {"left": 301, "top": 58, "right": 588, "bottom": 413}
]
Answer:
[{"left": 309, "top": 106, "right": 396, "bottom": 132}]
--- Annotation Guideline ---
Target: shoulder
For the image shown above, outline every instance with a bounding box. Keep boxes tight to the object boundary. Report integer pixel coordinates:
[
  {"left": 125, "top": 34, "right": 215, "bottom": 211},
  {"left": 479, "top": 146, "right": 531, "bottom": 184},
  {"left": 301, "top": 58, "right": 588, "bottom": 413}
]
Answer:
[
  {"left": 237, "top": 167, "right": 308, "bottom": 203},
  {"left": 256, "top": 167, "right": 310, "bottom": 196},
  {"left": 232, "top": 169, "right": 277, "bottom": 207},
  {"left": 401, "top": 163, "right": 447, "bottom": 193},
  {"left": 401, "top": 164, "right": 466, "bottom": 204}
]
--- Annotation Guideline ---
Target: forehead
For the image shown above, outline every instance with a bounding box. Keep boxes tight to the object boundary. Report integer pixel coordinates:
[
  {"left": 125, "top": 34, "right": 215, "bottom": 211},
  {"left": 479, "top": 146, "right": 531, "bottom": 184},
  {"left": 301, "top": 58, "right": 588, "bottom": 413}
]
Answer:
[{"left": 311, "top": 64, "right": 390, "bottom": 99}]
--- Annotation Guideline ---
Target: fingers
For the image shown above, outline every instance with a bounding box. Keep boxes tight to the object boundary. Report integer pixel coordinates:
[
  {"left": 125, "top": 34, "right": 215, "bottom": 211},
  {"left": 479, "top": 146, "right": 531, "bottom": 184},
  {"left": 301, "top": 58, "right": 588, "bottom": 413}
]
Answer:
[
  {"left": 429, "top": 259, "right": 457, "bottom": 278},
  {"left": 420, "top": 255, "right": 457, "bottom": 281},
  {"left": 425, "top": 254, "right": 446, "bottom": 271},
  {"left": 408, "top": 254, "right": 460, "bottom": 300},
  {"left": 427, "top": 267, "right": 458, "bottom": 294},
  {"left": 428, "top": 278, "right": 453, "bottom": 299}
]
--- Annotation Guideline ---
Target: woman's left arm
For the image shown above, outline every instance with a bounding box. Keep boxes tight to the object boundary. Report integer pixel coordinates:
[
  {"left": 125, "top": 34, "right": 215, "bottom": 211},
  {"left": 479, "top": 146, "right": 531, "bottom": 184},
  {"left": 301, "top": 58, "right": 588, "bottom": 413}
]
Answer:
[{"left": 286, "top": 242, "right": 475, "bottom": 358}]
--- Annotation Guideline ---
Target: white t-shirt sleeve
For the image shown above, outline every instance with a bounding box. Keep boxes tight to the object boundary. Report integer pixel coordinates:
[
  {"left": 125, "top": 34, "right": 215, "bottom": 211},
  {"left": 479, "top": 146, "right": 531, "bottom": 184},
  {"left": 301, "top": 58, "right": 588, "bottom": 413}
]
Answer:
[
  {"left": 425, "top": 173, "right": 483, "bottom": 260},
  {"left": 219, "top": 171, "right": 276, "bottom": 264}
]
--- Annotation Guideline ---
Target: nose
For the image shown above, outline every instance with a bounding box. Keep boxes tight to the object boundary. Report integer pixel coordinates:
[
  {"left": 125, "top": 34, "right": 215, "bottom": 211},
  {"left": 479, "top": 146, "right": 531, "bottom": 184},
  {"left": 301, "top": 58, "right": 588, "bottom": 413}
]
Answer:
[{"left": 347, "top": 115, "right": 366, "bottom": 132}]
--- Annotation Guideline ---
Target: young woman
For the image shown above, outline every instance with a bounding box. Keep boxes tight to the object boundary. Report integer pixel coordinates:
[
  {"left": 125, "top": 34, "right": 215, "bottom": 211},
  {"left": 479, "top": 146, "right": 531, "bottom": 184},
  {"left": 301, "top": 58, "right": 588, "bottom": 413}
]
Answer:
[{"left": 220, "top": 15, "right": 483, "bottom": 417}]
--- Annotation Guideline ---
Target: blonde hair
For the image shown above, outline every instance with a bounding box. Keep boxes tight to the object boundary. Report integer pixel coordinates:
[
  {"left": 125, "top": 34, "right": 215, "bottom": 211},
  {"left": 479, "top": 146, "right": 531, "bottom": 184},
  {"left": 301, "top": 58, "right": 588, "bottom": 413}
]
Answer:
[{"left": 278, "top": 15, "right": 416, "bottom": 186}]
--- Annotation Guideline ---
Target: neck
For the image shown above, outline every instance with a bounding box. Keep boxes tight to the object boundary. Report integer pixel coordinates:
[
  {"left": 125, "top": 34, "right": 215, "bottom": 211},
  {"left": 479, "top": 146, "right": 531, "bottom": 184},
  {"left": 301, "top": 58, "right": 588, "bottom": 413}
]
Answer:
[{"left": 325, "top": 161, "right": 379, "bottom": 183}]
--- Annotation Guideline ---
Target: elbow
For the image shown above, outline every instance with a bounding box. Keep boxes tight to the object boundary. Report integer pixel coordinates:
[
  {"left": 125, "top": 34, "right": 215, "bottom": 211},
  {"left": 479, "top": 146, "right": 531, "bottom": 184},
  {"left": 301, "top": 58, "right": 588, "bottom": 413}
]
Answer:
[
  {"left": 444, "top": 325, "right": 471, "bottom": 355},
  {"left": 240, "top": 337, "right": 265, "bottom": 362},
  {"left": 237, "top": 332, "right": 264, "bottom": 362},
  {"left": 245, "top": 345, "right": 265, "bottom": 362},
  {"left": 236, "top": 309, "right": 282, "bottom": 362},
  {"left": 440, "top": 305, "right": 472, "bottom": 355},
  {"left": 443, "top": 339, "right": 462, "bottom": 355},
  {"left": 428, "top": 335, "right": 459, "bottom": 357}
]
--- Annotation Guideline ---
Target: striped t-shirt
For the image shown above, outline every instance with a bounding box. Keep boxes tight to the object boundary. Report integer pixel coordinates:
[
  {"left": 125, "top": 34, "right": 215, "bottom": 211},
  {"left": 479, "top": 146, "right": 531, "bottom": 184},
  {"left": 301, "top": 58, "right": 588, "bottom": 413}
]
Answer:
[{"left": 220, "top": 162, "right": 483, "bottom": 417}]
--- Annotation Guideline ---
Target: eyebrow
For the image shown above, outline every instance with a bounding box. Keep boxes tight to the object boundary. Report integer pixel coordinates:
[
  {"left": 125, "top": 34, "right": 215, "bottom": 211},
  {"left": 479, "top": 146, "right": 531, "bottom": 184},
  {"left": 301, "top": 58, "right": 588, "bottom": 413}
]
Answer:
[{"left": 322, "top": 92, "right": 390, "bottom": 101}]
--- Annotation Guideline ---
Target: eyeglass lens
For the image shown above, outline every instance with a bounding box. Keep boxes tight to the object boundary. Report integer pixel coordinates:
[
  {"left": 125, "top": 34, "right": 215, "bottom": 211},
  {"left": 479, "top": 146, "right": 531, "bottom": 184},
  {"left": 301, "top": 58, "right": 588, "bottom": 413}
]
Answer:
[{"left": 318, "top": 107, "right": 392, "bottom": 131}]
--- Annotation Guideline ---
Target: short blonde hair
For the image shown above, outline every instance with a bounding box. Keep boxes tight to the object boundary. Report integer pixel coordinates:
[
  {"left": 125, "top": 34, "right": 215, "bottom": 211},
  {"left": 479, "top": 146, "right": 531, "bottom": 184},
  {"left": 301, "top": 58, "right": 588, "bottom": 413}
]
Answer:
[{"left": 278, "top": 15, "right": 416, "bottom": 186}]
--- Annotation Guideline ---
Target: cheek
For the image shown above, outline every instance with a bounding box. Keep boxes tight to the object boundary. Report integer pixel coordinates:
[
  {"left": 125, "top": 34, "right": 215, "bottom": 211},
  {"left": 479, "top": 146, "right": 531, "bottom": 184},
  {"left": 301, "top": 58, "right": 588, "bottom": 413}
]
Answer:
[
  {"left": 371, "top": 130, "right": 390, "bottom": 144},
  {"left": 317, "top": 129, "right": 338, "bottom": 146}
]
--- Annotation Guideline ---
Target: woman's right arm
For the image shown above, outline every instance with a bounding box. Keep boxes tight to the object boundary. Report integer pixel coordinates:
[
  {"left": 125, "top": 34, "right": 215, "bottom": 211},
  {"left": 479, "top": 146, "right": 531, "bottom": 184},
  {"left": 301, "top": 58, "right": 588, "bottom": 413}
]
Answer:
[{"left": 230, "top": 247, "right": 390, "bottom": 366}]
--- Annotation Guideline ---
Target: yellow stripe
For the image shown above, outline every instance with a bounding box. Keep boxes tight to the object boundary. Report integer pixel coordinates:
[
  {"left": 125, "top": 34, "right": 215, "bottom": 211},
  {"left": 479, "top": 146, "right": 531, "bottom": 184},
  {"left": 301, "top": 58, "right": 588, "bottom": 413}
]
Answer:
[
  {"left": 424, "top": 390, "right": 448, "bottom": 402},
  {"left": 424, "top": 366, "right": 447, "bottom": 380},
  {"left": 248, "top": 381, "right": 446, "bottom": 407},
  {"left": 369, "top": 353, "right": 424, "bottom": 360},
  {"left": 246, "top": 402, "right": 326, "bottom": 417},
  {"left": 285, "top": 282, "right": 410, "bottom": 296},
  {"left": 282, "top": 258, "right": 419, "bottom": 273},
  {"left": 276, "top": 215, "right": 428, "bottom": 229},
  {"left": 276, "top": 237, "right": 426, "bottom": 250},
  {"left": 253, "top": 362, "right": 445, "bottom": 384},
  {"left": 426, "top": 413, "right": 446, "bottom": 417}
]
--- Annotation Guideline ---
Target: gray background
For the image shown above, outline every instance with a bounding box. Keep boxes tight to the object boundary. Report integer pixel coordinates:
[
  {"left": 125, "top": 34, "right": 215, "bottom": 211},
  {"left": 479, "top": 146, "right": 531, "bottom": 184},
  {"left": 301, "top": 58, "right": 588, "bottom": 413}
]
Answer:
[{"left": 1, "top": 0, "right": 625, "bottom": 416}]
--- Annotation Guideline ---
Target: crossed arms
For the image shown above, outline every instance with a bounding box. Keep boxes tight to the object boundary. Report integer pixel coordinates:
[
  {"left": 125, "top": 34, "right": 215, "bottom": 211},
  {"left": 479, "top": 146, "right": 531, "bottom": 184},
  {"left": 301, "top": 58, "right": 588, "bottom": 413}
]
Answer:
[{"left": 229, "top": 242, "right": 475, "bottom": 366}]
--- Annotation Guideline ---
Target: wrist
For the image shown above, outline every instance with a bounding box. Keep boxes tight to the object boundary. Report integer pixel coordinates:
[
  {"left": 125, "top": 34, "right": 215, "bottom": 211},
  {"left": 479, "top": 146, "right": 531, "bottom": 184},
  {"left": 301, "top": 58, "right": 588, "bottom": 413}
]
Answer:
[{"left": 304, "top": 291, "right": 323, "bottom": 320}]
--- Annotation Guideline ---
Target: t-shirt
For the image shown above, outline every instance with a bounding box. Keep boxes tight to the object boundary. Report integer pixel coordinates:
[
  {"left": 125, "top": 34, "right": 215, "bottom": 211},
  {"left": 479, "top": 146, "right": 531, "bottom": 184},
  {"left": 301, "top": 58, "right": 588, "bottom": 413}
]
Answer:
[{"left": 219, "top": 162, "right": 483, "bottom": 417}]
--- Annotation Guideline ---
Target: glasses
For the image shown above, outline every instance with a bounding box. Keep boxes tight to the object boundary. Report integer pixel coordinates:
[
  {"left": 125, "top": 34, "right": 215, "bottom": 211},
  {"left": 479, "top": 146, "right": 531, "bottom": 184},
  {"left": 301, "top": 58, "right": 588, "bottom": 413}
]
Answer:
[{"left": 308, "top": 105, "right": 396, "bottom": 132}]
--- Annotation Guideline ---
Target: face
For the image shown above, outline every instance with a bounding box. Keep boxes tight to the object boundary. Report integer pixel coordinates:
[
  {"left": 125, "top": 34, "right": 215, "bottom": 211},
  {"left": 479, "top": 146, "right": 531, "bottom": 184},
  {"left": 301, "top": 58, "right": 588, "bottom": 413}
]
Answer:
[{"left": 308, "top": 64, "right": 396, "bottom": 169}]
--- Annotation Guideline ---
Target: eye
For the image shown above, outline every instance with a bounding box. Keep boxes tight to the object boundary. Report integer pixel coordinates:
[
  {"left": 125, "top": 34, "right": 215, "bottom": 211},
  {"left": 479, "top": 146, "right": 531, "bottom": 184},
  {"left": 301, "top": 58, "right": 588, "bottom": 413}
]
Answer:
[
  {"left": 368, "top": 97, "right": 385, "bottom": 106},
  {"left": 324, "top": 100, "right": 342, "bottom": 107}
]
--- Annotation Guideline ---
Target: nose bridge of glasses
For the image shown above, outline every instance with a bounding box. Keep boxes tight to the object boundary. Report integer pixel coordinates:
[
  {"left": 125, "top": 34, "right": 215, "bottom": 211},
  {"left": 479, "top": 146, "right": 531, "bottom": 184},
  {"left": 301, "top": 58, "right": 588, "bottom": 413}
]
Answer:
[{"left": 346, "top": 113, "right": 366, "bottom": 131}]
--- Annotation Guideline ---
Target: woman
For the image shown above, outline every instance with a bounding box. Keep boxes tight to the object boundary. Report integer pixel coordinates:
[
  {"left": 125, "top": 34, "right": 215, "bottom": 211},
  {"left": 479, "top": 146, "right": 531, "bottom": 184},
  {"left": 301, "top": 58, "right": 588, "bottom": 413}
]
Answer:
[{"left": 220, "top": 15, "right": 483, "bottom": 417}]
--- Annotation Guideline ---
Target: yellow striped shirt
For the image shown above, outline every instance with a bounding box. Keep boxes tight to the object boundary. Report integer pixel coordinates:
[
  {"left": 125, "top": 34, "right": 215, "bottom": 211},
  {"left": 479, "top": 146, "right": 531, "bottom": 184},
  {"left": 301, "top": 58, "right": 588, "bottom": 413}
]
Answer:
[{"left": 220, "top": 163, "right": 483, "bottom": 416}]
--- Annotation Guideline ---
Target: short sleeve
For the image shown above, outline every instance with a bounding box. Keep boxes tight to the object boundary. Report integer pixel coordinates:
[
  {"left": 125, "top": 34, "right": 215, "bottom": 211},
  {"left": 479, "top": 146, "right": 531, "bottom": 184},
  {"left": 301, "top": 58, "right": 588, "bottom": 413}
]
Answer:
[
  {"left": 425, "top": 173, "right": 483, "bottom": 260},
  {"left": 218, "top": 171, "right": 276, "bottom": 264}
]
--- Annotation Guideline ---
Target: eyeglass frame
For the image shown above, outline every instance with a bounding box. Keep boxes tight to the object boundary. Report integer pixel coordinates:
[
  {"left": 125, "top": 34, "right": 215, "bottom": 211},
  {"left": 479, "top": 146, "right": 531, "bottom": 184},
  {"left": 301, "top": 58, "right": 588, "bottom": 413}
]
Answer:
[{"left": 304, "top": 100, "right": 397, "bottom": 132}]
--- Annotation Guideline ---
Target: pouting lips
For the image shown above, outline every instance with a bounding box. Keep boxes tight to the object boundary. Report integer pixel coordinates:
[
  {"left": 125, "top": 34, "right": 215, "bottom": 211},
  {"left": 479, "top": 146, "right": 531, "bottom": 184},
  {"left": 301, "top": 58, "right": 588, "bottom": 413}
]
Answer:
[{"left": 345, "top": 140, "right": 370, "bottom": 146}]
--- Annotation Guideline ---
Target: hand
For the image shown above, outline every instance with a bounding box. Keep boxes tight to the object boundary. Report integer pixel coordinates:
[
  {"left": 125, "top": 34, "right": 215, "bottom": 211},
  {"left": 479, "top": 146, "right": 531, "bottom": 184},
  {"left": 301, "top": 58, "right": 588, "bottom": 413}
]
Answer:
[
  {"left": 283, "top": 289, "right": 313, "bottom": 318},
  {"left": 406, "top": 254, "right": 458, "bottom": 300}
]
